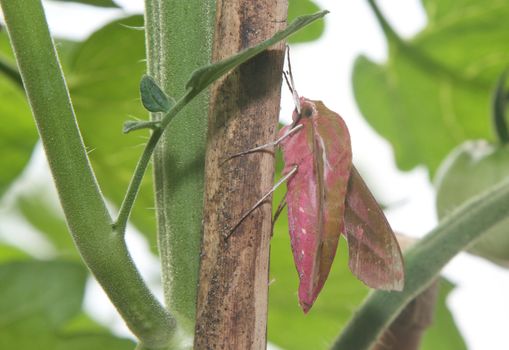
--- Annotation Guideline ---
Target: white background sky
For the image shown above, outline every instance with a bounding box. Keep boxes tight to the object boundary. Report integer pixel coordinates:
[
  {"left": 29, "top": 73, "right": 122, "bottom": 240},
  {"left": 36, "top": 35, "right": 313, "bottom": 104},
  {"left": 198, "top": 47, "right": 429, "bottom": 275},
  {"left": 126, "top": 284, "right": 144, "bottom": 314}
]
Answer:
[{"left": 3, "top": 0, "right": 509, "bottom": 349}]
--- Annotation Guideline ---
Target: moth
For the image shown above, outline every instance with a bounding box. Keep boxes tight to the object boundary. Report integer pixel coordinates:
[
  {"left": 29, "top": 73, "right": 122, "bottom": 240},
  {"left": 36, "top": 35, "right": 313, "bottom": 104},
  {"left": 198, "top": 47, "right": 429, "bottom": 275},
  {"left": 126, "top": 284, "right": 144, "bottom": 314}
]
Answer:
[{"left": 228, "top": 51, "right": 404, "bottom": 312}]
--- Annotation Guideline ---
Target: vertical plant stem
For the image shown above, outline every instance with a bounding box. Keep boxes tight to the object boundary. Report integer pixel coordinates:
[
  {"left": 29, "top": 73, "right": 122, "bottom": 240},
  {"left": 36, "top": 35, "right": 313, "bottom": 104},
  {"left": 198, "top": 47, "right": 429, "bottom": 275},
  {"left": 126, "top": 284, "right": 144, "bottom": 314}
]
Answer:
[
  {"left": 1, "top": 1, "right": 175, "bottom": 348},
  {"left": 194, "top": 1, "right": 287, "bottom": 349},
  {"left": 144, "top": 0, "right": 216, "bottom": 335}
]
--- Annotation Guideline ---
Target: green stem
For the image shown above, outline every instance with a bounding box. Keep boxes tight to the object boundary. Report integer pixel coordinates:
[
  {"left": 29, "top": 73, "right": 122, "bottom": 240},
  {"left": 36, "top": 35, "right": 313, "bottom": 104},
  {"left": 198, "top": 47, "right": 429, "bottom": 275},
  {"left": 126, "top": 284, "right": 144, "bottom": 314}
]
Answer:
[
  {"left": 114, "top": 90, "right": 192, "bottom": 235},
  {"left": 366, "top": 0, "right": 403, "bottom": 45},
  {"left": 145, "top": 0, "right": 216, "bottom": 335},
  {"left": 332, "top": 177, "right": 509, "bottom": 350},
  {"left": 0, "top": 1, "right": 175, "bottom": 348},
  {"left": 366, "top": 0, "right": 487, "bottom": 90},
  {"left": 491, "top": 69, "right": 509, "bottom": 144}
]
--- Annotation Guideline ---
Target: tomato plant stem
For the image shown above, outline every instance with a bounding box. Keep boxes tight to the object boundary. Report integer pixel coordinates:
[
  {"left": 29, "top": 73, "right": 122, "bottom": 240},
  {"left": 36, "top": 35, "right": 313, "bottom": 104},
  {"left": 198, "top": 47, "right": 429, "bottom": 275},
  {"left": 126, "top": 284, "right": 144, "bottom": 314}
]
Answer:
[{"left": 0, "top": 1, "right": 176, "bottom": 348}]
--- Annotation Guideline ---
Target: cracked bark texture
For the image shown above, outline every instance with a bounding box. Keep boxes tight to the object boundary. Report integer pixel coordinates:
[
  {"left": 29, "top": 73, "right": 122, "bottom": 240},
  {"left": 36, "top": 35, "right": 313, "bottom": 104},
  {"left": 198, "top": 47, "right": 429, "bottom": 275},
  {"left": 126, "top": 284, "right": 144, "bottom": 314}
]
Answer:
[{"left": 194, "top": 1, "right": 287, "bottom": 349}]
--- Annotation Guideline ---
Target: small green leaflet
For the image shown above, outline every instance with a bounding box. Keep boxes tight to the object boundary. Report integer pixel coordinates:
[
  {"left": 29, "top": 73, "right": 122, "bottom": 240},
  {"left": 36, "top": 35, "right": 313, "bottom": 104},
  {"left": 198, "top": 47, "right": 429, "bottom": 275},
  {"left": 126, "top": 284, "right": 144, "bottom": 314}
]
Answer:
[
  {"left": 123, "top": 120, "right": 160, "bottom": 134},
  {"left": 139, "top": 75, "right": 175, "bottom": 113}
]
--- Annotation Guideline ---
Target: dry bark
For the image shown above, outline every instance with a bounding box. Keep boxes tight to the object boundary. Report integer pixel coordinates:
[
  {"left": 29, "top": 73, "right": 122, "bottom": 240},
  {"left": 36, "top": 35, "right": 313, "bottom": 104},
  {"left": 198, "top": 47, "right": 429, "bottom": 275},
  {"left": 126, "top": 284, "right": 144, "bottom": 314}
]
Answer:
[{"left": 194, "top": 1, "right": 288, "bottom": 349}]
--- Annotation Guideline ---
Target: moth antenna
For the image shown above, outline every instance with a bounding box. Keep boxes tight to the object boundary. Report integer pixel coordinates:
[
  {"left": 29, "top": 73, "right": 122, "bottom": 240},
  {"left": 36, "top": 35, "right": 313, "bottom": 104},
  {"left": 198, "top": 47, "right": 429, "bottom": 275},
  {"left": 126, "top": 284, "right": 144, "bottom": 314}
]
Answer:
[
  {"left": 283, "top": 71, "right": 294, "bottom": 94},
  {"left": 285, "top": 45, "right": 301, "bottom": 115}
]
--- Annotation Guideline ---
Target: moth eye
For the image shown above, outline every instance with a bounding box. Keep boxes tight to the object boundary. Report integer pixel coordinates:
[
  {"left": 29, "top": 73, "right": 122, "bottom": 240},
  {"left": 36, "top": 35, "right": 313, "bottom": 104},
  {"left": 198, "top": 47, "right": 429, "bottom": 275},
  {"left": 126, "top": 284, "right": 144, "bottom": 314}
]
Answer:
[{"left": 303, "top": 107, "right": 313, "bottom": 118}]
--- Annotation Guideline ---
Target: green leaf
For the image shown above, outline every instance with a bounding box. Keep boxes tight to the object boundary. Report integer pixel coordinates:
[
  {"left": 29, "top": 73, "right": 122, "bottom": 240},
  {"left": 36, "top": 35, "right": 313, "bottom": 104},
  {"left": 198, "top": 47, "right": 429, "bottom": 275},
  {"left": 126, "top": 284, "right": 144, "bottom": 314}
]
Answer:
[
  {"left": 64, "top": 16, "right": 159, "bottom": 251},
  {"left": 287, "top": 0, "right": 325, "bottom": 44},
  {"left": 0, "top": 29, "right": 36, "bottom": 197},
  {"left": 140, "top": 74, "right": 174, "bottom": 113},
  {"left": 185, "top": 10, "right": 329, "bottom": 94},
  {"left": 0, "top": 260, "right": 134, "bottom": 349},
  {"left": 50, "top": 0, "right": 120, "bottom": 8},
  {"left": 53, "top": 334, "right": 135, "bottom": 350},
  {"left": 332, "top": 176, "right": 509, "bottom": 350},
  {"left": 15, "top": 190, "right": 79, "bottom": 258},
  {"left": 0, "top": 244, "right": 29, "bottom": 263},
  {"left": 353, "top": 1, "right": 509, "bottom": 175},
  {"left": 0, "top": 261, "right": 86, "bottom": 329}
]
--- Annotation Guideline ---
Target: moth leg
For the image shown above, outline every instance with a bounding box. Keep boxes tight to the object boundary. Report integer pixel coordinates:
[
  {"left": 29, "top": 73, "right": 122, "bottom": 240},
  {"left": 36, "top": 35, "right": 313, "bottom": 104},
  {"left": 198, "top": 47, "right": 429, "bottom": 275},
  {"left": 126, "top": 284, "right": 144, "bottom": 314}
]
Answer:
[
  {"left": 222, "top": 124, "right": 303, "bottom": 164},
  {"left": 225, "top": 165, "right": 298, "bottom": 240},
  {"left": 271, "top": 192, "right": 287, "bottom": 237}
]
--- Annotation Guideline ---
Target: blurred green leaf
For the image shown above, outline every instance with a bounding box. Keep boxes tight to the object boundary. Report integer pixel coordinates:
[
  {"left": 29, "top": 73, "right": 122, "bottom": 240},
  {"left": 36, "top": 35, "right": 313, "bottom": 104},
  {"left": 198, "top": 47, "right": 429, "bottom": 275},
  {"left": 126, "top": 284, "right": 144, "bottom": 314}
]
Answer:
[
  {"left": 0, "top": 29, "right": 36, "bottom": 197},
  {"left": 288, "top": 0, "right": 325, "bottom": 44},
  {"left": 64, "top": 16, "right": 159, "bottom": 251},
  {"left": 15, "top": 190, "right": 79, "bottom": 258},
  {"left": 421, "top": 279, "right": 466, "bottom": 350},
  {"left": 50, "top": 0, "right": 120, "bottom": 8},
  {"left": 0, "top": 260, "right": 134, "bottom": 349},
  {"left": 55, "top": 39, "right": 81, "bottom": 71},
  {"left": 353, "top": 0, "right": 509, "bottom": 175},
  {"left": 61, "top": 312, "right": 113, "bottom": 333},
  {"left": 0, "top": 28, "right": 15, "bottom": 61},
  {"left": 0, "top": 261, "right": 86, "bottom": 329},
  {"left": 0, "top": 244, "right": 29, "bottom": 263},
  {"left": 53, "top": 334, "right": 135, "bottom": 350},
  {"left": 0, "top": 75, "right": 36, "bottom": 197}
]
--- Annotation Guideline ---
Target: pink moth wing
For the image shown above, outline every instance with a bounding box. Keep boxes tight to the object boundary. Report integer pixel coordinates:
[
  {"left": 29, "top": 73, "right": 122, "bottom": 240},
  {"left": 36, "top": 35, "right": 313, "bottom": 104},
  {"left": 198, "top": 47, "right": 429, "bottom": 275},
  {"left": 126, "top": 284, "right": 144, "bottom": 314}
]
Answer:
[
  {"left": 344, "top": 167, "right": 404, "bottom": 291},
  {"left": 278, "top": 97, "right": 404, "bottom": 312},
  {"left": 278, "top": 98, "right": 352, "bottom": 313}
]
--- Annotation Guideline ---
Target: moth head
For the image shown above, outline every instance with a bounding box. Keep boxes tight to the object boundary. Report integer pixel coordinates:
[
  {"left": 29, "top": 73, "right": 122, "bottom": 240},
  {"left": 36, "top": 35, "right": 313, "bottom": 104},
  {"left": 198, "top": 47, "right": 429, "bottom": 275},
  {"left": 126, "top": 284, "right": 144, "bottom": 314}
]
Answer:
[
  {"left": 299, "top": 98, "right": 316, "bottom": 119},
  {"left": 291, "top": 97, "right": 316, "bottom": 124}
]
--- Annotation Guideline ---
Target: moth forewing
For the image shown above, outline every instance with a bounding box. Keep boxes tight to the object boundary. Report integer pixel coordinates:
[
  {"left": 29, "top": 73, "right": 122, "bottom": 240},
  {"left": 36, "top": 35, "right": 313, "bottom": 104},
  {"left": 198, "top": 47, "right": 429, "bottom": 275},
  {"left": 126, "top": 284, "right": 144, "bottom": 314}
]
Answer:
[
  {"left": 278, "top": 98, "right": 352, "bottom": 312},
  {"left": 344, "top": 166, "right": 405, "bottom": 291}
]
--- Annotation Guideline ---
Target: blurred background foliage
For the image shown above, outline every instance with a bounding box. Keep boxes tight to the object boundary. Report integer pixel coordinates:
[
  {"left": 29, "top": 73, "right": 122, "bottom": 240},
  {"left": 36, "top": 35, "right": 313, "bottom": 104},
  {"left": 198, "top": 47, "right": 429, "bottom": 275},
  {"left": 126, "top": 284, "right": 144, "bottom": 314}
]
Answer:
[{"left": 2, "top": 0, "right": 508, "bottom": 348}]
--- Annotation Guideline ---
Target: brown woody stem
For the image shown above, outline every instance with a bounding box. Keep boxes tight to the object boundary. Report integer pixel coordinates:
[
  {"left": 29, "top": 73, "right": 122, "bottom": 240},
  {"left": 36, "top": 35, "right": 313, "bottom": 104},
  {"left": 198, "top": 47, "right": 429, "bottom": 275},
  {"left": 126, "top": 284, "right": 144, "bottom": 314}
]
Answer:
[{"left": 194, "top": 1, "right": 288, "bottom": 348}]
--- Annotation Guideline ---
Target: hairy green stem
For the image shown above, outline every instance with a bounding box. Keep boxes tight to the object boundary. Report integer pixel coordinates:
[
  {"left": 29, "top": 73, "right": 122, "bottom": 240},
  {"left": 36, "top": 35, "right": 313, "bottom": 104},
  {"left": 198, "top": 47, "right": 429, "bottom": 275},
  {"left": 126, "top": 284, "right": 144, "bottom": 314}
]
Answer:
[
  {"left": 145, "top": 0, "right": 216, "bottom": 335},
  {"left": 0, "top": 1, "right": 175, "bottom": 348},
  {"left": 332, "top": 177, "right": 509, "bottom": 350}
]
